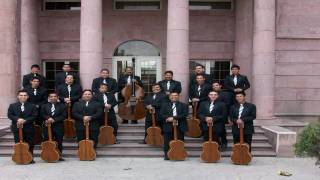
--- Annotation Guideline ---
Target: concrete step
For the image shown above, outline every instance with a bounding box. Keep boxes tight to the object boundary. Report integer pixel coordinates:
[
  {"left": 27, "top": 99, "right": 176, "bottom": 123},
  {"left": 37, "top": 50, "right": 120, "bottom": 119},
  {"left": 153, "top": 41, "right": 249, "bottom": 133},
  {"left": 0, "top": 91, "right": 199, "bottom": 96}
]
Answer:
[{"left": 0, "top": 149, "right": 276, "bottom": 157}]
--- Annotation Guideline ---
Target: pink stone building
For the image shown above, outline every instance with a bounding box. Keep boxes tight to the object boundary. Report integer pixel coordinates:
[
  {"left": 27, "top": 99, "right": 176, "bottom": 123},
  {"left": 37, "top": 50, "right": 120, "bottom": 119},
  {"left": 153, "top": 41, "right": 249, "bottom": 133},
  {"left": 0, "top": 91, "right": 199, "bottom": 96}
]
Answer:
[{"left": 1, "top": 0, "right": 320, "bottom": 123}]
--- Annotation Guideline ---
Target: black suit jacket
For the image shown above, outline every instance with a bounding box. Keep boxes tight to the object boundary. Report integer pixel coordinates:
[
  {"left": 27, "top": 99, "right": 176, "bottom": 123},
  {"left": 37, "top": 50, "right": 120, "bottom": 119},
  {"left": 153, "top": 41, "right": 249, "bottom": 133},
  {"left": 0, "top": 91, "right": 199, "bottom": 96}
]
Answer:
[
  {"left": 57, "top": 83, "right": 82, "bottom": 104},
  {"left": 72, "top": 101, "right": 103, "bottom": 130},
  {"left": 160, "top": 101, "right": 188, "bottom": 133},
  {"left": 229, "top": 102, "right": 256, "bottom": 135},
  {"left": 92, "top": 92, "right": 118, "bottom": 121},
  {"left": 224, "top": 74, "right": 250, "bottom": 93},
  {"left": 7, "top": 102, "right": 38, "bottom": 132},
  {"left": 144, "top": 92, "right": 167, "bottom": 122},
  {"left": 189, "top": 73, "right": 213, "bottom": 88},
  {"left": 189, "top": 83, "right": 211, "bottom": 102},
  {"left": 198, "top": 101, "right": 227, "bottom": 134},
  {"left": 24, "top": 86, "right": 48, "bottom": 107},
  {"left": 91, "top": 77, "right": 118, "bottom": 94},
  {"left": 22, "top": 73, "right": 46, "bottom": 89},
  {"left": 40, "top": 102, "right": 67, "bottom": 130},
  {"left": 118, "top": 75, "right": 143, "bottom": 91},
  {"left": 157, "top": 80, "right": 182, "bottom": 94},
  {"left": 55, "top": 71, "right": 81, "bottom": 88},
  {"left": 216, "top": 90, "right": 233, "bottom": 109}
]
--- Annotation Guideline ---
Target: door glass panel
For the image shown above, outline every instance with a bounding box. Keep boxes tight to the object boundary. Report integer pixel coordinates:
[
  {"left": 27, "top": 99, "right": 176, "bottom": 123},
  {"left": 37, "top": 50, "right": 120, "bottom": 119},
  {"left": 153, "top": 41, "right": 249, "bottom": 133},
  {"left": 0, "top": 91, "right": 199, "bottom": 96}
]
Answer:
[{"left": 140, "top": 60, "right": 157, "bottom": 96}]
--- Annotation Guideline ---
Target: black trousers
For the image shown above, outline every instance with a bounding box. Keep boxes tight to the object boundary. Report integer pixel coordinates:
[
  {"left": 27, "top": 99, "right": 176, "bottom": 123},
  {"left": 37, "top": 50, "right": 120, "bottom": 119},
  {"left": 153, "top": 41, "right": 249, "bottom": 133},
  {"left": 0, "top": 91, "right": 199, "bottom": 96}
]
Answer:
[
  {"left": 163, "top": 130, "right": 184, "bottom": 157},
  {"left": 43, "top": 125, "right": 64, "bottom": 153},
  {"left": 13, "top": 129, "right": 34, "bottom": 154},
  {"left": 232, "top": 133, "right": 253, "bottom": 152},
  {"left": 220, "top": 126, "right": 228, "bottom": 145},
  {"left": 76, "top": 129, "right": 99, "bottom": 149},
  {"left": 202, "top": 130, "right": 220, "bottom": 144}
]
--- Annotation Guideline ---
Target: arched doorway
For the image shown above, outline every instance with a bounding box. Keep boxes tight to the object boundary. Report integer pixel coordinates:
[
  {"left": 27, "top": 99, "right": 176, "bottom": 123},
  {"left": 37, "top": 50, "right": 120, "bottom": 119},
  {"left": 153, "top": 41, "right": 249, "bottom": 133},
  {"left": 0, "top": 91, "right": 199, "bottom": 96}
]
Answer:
[{"left": 112, "top": 40, "right": 162, "bottom": 96}]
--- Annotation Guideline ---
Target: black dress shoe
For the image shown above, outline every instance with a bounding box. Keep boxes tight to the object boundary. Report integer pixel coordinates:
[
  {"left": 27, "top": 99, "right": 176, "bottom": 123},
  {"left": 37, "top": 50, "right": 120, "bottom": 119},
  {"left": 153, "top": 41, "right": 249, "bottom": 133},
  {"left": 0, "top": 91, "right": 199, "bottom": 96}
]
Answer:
[
  {"left": 220, "top": 143, "right": 227, "bottom": 152},
  {"left": 139, "top": 140, "right": 146, "bottom": 144},
  {"left": 122, "top": 120, "right": 128, "bottom": 124},
  {"left": 164, "top": 156, "right": 169, "bottom": 160},
  {"left": 30, "top": 160, "right": 35, "bottom": 164},
  {"left": 59, "top": 158, "right": 65, "bottom": 161},
  {"left": 114, "top": 139, "right": 120, "bottom": 144},
  {"left": 131, "top": 120, "right": 138, "bottom": 124}
]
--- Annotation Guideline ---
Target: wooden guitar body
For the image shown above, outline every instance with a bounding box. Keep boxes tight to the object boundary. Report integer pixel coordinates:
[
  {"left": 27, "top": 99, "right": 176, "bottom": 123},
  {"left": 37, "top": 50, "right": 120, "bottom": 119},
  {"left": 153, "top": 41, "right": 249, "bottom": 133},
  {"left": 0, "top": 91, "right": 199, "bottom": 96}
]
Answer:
[
  {"left": 186, "top": 102, "right": 202, "bottom": 138},
  {"left": 145, "top": 108, "right": 163, "bottom": 146},
  {"left": 167, "top": 120, "right": 187, "bottom": 161},
  {"left": 98, "top": 110, "right": 116, "bottom": 145},
  {"left": 78, "top": 122, "right": 96, "bottom": 161},
  {"left": 231, "top": 126, "right": 252, "bottom": 165},
  {"left": 200, "top": 122, "right": 220, "bottom": 163},
  {"left": 40, "top": 124, "right": 60, "bottom": 162},
  {"left": 64, "top": 104, "right": 76, "bottom": 138},
  {"left": 12, "top": 127, "right": 33, "bottom": 165}
]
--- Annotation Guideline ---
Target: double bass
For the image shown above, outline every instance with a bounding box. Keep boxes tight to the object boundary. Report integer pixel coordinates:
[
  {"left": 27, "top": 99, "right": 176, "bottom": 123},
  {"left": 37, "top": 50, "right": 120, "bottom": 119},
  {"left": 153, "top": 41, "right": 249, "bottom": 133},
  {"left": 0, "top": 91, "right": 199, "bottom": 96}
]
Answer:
[
  {"left": 12, "top": 126, "right": 33, "bottom": 164},
  {"left": 64, "top": 103, "right": 76, "bottom": 138},
  {"left": 186, "top": 102, "right": 202, "bottom": 137},
  {"left": 167, "top": 119, "right": 187, "bottom": 161},
  {"left": 231, "top": 124, "right": 252, "bottom": 165},
  {"left": 118, "top": 58, "right": 146, "bottom": 120},
  {"left": 78, "top": 122, "right": 96, "bottom": 161},
  {"left": 145, "top": 108, "right": 163, "bottom": 146},
  {"left": 200, "top": 122, "right": 220, "bottom": 163},
  {"left": 40, "top": 123, "right": 60, "bottom": 162},
  {"left": 98, "top": 109, "right": 116, "bottom": 145}
]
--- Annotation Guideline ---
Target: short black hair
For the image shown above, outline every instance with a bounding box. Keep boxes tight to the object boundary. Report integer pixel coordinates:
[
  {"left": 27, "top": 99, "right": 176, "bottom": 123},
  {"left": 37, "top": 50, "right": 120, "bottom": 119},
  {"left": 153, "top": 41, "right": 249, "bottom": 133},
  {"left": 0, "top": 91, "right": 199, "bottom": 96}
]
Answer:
[
  {"left": 231, "top": 64, "right": 240, "bottom": 70},
  {"left": 82, "top": 89, "right": 93, "bottom": 95},
  {"left": 30, "top": 76, "right": 40, "bottom": 81},
  {"left": 152, "top": 83, "right": 161, "bottom": 87},
  {"left": 196, "top": 74, "right": 205, "bottom": 78},
  {"left": 65, "top": 74, "right": 74, "bottom": 79},
  {"left": 17, "top": 89, "right": 28, "bottom": 95},
  {"left": 63, "top": 63, "right": 71, "bottom": 67},
  {"left": 48, "top": 91, "right": 58, "bottom": 97},
  {"left": 31, "top": 64, "right": 40, "bottom": 69},
  {"left": 100, "top": 68, "right": 109, "bottom": 73},
  {"left": 164, "top": 70, "right": 173, "bottom": 75},
  {"left": 235, "top": 91, "right": 246, "bottom": 96},
  {"left": 209, "top": 89, "right": 219, "bottom": 94},
  {"left": 100, "top": 83, "right": 108, "bottom": 87},
  {"left": 169, "top": 91, "right": 180, "bottom": 95},
  {"left": 195, "top": 64, "right": 205, "bottom": 69},
  {"left": 212, "top": 80, "right": 222, "bottom": 85}
]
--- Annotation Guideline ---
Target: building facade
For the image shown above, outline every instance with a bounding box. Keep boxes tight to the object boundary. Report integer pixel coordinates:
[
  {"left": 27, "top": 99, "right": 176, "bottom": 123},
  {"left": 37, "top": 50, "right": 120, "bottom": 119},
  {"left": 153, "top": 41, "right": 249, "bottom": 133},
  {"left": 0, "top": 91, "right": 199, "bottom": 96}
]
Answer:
[{"left": 0, "top": 0, "right": 319, "bottom": 122}]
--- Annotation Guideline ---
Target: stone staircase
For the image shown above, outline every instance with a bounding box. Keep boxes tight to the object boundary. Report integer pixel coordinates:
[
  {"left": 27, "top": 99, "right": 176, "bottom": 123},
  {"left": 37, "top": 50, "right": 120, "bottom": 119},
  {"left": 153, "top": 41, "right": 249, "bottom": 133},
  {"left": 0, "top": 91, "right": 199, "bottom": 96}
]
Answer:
[{"left": 0, "top": 121, "right": 276, "bottom": 157}]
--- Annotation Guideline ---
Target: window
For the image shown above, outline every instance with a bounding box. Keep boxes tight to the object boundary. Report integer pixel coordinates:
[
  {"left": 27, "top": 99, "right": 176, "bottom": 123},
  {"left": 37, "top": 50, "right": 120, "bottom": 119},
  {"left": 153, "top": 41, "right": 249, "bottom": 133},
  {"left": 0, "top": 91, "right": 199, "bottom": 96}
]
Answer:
[
  {"left": 114, "top": 0, "right": 161, "bottom": 10},
  {"left": 43, "top": 0, "right": 81, "bottom": 11},
  {"left": 114, "top": 40, "right": 161, "bottom": 56},
  {"left": 189, "top": 0, "right": 233, "bottom": 10},
  {"left": 189, "top": 59, "right": 231, "bottom": 85},
  {"left": 43, "top": 60, "right": 79, "bottom": 90}
]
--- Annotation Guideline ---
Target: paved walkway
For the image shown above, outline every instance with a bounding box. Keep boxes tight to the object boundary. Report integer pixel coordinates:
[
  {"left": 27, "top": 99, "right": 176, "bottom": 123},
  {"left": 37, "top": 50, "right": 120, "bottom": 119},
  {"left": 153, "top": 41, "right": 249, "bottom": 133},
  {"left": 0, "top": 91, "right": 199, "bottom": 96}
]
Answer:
[{"left": 0, "top": 157, "right": 319, "bottom": 180}]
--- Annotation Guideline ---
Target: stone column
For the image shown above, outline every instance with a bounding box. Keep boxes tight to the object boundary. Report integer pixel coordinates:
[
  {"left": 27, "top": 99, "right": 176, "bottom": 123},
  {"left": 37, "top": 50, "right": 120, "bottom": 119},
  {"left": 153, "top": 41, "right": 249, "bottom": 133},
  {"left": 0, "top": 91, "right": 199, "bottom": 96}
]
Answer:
[
  {"left": 166, "top": 0, "right": 189, "bottom": 102},
  {"left": 80, "top": 0, "right": 103, "bottom": 89},
  {"left": 20, "top": 0, "right": 39, "bottom": 77},
  {"left": 0, "top": 0, "right": 18, "bottom": 119},
  {"left": 234, "top": 0, "right": 253, "bottom": 100},
  {"left": 252, "top": 0, "right": 276, "bottom": 119}
]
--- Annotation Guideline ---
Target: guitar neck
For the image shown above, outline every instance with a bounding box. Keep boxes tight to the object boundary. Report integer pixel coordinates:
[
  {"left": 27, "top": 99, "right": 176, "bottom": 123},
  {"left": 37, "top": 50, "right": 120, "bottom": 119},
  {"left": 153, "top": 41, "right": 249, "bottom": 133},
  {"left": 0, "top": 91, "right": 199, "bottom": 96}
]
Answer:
[
  {"left": 208, "top": 123, "right": 212, "bottom": 142},
  {"left": 48, "top": 124, "right": 53, "bottom": 141},
  {"left": 67, "top": 104, "right": 71, "bottom": 119},
  {"left": 240, "top": 125, "right": 244, "bottom": 144},
  {"left": 18, "top": 127, "right": 23, "bottom": 143},
  {"left": 85, "top": 122, "right": 90, "bottom": 140},
  {"left": 151, "top": 109, "right": 156, "bottom": 127},
  {"left": 104, "top": 109, "right": 108, "bottom": 125},
  {"left": 173, "top": 120, "right": 178, "bottom": 141}
]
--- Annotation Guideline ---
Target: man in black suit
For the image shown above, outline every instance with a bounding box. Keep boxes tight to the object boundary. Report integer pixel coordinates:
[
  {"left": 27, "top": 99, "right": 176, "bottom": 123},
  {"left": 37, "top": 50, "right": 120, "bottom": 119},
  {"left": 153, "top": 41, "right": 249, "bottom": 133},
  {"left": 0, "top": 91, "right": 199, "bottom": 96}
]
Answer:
[
  {"left": 189, "top": 64, "right": 212, "bottom": 88},
  {"left": 91, "top": 69, "right": 118, "bottom": 94},
  {"left": 157, "top": 70, "right": 182, "bottom": 96},
  {"left": 57, "top": 74, "right": 82, "bottom": 106},
  {"left": 72, "top": 90, "right": 103, "bottom": 149},
  {"left": 25, "top": 77, "right": 48, "bottom": 109},
  {"left": 55, "top": 63, "right": 80, "bottom": 88},
  {"left": 212, "top": 80, "right": 233, "bottom": 150},
  {"left": 92, "top": 83, "right": 118, "bottom": 141},
  {"left": 142, "top": 83, "right": 167, "bottom": 144},
  {"left": 117, "top": 67, "right": 143, "bottom": 124},
  {"left": 224, "top": 64, "right": 250, "bottom": 104},
  {"left": 7, "top": 90, "right": 38, "bottom": 163},
  {"left": 199, "top": 90, "right": 227, "bottom": 150},
  {"left": 40, "top": 92, "right": 67, "bottom": 160},
  {"left": 160, "top": 91, "right": 188, "bottom": 160},
  {"left": 22, "top": 64, "right": 46, "bottom": 89},
  {"left": 229, "top": 91, "right": 256, "bottom": 152},
  {"left": 189, "top": 74, "right": 211, "bottom": 104}
]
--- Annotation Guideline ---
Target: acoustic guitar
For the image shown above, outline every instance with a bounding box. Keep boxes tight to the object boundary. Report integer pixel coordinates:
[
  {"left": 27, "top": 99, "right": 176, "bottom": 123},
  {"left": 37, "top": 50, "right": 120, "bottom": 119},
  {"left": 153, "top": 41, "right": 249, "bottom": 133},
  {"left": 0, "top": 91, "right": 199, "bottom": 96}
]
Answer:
[
  {"left": 78, "top": 122, "right": 96, "bottom": 161},
  {"left": 64, "top": 103, "right": 76, "bottom": 138},
  {"left": 145, "top": 108, "right": 163, "bottom": 146},
  {"left": 98, "top": 109, "right": 116, "bottom": 145},
  {"left": 167, "top": 119, "right": 187, "bottom": 161},
  {"left": 40, "top": 123, "right": 60, "bottom": 162},
  {"left": 12, "top": 126, "right": 33, "bottom": 164},
  {"left": 200, "top": 122, "right": 220, "bottom": 163},
  {"left": 231, "top": 124, "right": 252, "bottom": 165},
  {"left": 186, "top": 102, "right": 202, "bottom": 138}
]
